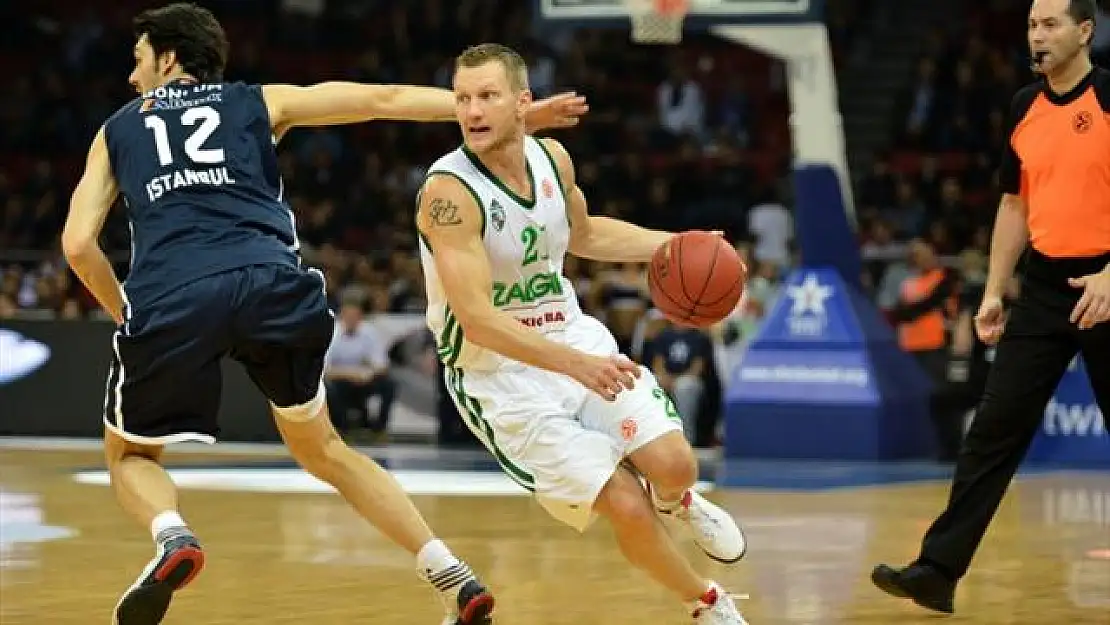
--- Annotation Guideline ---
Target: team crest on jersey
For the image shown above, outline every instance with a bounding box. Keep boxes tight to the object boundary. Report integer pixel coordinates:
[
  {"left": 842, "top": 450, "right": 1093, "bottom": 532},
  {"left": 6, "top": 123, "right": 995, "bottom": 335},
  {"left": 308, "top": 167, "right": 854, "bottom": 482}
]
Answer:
[
  {"left": 1074, "top": 110, "right": 1093, "bottom": 134},
  {"left": 542, "top": 179, "right": 555, "bottom": 199},
  {"left": 490, "top": 199, "right": 506, "bottom": 232}
]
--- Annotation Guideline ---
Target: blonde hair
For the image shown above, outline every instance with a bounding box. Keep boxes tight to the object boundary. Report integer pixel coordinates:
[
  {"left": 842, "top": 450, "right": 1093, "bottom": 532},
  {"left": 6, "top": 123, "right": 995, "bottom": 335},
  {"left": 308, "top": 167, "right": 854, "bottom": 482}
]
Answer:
[{"left": 455, "top": 43, "right": 529, "bottom": 92}]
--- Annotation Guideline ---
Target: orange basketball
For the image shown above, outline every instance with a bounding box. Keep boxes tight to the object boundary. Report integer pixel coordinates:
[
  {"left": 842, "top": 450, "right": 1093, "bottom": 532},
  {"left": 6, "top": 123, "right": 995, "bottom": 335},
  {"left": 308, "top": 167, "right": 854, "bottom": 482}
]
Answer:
[{"left": 648, "top": 231, "right": 747, "bottom": 328}]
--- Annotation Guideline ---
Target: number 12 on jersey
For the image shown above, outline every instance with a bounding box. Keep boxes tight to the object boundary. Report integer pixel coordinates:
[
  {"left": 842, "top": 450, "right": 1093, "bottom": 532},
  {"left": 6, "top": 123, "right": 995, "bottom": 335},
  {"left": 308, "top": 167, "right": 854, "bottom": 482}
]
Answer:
[
  {"left": 144, "top": 105, "right": 225, "bottom": 166},
  {"left": 141, "top": 105, "right": 237, "bottom": 202}
]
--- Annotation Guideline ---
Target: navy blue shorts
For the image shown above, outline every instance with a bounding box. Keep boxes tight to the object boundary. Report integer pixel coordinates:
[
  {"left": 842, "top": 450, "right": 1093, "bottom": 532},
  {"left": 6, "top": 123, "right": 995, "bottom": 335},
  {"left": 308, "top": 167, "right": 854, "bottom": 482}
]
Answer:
[{"left": 103, "top": 264, "right": 334, "bottom": 443}]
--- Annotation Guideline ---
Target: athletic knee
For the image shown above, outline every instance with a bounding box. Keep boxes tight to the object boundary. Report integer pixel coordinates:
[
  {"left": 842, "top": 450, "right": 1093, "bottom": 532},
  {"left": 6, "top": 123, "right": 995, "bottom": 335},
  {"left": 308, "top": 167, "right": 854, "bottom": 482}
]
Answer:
[
  {"left": 633, "top": 435, "right": 698, "bottom": 493},
  {"left": 596, "top": 472, "right": 656, "bottom": 531},
  {"left": 271, "top": 381, "right": 327, "bottom": 422},
  {"left": 104, "top": 430, "right": 162, "bottom": 468}
]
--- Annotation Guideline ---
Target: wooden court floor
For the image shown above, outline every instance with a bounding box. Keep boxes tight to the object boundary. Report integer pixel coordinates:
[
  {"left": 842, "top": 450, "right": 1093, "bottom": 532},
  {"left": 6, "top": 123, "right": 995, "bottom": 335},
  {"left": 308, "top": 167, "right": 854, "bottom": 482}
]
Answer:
[{"left": 0, "top": 446, "right": 1107, "bottom": 624}]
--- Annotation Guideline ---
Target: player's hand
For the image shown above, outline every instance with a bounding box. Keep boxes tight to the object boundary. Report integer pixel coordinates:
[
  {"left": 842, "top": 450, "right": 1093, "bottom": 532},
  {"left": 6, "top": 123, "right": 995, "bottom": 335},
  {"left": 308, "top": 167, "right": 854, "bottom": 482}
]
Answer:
[
  {"left": 524, "top": 92, "right": 589, "bottom": 133},
  {"left": 1068, "top": 268, "right": 1110, "bottom": 329},
  {"left": 974, "top": 295, "right": 1007, "bottom": 346},
  {"left": 570, "top": 353, "right": 641, "bottom": 402}
]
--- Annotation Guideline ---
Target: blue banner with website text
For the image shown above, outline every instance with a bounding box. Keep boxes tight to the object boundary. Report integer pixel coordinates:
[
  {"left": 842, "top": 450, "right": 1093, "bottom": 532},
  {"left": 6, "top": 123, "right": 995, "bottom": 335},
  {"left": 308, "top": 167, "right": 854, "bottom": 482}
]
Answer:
[
  {"left": 1027, "top": 357, "right": 1109, "bottom": 468},
  {"left": 724, "top": 267, "right": 934, "bottom": 460},
  {"left": 724, "top": 268, "right": 1109, "bottom": 466}
]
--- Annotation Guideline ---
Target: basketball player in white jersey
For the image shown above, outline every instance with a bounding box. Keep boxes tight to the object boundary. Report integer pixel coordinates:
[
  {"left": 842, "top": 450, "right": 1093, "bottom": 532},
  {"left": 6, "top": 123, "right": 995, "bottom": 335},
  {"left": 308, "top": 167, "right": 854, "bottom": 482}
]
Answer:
[{"left": 415, "top": 43, "right": 750, "bottom": 625}]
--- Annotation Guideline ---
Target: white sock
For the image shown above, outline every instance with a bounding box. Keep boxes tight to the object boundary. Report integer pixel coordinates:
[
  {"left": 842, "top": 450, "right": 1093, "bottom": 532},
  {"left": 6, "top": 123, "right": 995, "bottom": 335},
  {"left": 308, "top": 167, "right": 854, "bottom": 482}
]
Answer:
[
  {"left": 417, "top": 539, "right": 459, "bottom": 577},
  {"left": 150, "top": 511, "right": 187, "bottom": 541},
  {"left": 417, "top": 539, "right": 474, "bottom": 592}
]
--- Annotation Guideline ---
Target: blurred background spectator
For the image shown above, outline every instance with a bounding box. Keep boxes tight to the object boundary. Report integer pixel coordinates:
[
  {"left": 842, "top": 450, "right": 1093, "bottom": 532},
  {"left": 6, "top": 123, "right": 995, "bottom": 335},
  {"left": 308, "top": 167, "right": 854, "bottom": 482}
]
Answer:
[
  {"left": 324, "top": 289, "right": 397, "bottom": 443},
  {"left": 0, "top": 0, "right": 1058, "bottom": 453}
]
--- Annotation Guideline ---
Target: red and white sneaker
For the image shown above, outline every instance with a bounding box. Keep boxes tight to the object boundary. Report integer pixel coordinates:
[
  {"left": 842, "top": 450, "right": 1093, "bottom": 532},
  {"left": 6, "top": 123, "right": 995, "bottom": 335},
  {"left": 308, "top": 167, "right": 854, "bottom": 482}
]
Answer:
[
  {"left": 112, "top": 528, "right": 205, "bottom": 625},
  {"left": 656, "top": 489, "right": 747, "bottom": 563},
  {"left": 423, "top": 561, "right": 495, "bottom": 625},
  {"left": 691, "top": 583, "right": 750, "bottom": 624}
]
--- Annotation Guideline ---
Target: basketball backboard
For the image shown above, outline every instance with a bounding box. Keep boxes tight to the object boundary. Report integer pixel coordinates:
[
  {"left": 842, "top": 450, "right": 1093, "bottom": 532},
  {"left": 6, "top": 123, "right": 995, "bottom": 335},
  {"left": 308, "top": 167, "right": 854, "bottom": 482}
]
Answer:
[{"left": 536, "top": 0, "right": 823, "bottom": 29}]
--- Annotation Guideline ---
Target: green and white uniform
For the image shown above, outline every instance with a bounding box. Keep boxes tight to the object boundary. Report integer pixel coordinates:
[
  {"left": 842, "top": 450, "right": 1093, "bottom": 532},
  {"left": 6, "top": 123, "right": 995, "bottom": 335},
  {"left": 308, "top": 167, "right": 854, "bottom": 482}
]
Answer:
[{"left": 417, "top": 137, "right": 683, "bottom": 531}]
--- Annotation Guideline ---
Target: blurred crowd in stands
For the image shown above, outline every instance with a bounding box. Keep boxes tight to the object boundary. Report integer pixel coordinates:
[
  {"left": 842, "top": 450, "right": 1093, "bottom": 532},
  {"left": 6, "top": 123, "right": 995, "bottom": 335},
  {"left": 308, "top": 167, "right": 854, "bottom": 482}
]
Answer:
[
  {"left": 859, "top": 1, "right": 1110, "bottom": 307},
  {"left": 1, "top": 0, "right": 1091, "bottom": 449},
  {"left": 0, "top": 0, "right": 871, "bottom": 323}
]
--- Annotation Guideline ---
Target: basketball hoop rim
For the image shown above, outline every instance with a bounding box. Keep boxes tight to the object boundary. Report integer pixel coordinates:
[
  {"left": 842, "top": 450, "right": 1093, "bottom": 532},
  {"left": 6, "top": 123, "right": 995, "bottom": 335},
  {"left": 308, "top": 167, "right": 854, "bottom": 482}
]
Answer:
[
  {"left": 625, "top": 0, "right": 690, "bottom": 17},
  {"left": 625, "top": 0, "right": 689, "bottom": 44}
]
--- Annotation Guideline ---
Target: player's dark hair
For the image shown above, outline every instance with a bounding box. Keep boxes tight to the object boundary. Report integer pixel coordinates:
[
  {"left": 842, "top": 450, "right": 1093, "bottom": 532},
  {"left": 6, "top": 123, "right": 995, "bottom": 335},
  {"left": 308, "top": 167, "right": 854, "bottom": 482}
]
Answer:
[
  {"left": 1068, "top": 0, "right": 1097, "bottom": 44},
  {"left": 134, "top": 3, "right": 229, "bottom": 82}
]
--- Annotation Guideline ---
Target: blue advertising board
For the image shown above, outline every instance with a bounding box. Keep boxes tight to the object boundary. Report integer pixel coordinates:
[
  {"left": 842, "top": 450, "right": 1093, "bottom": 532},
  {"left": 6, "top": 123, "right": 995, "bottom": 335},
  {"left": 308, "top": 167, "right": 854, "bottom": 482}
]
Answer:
[
  {"left": 724, "top": 268, "right": 1110, "bottom": 466},
  {"left": 724, "top": 267, "right": 935, "bottom": 460},
  {"left": 1026, "top": 357, "right": 1108, "bottom": 468}
]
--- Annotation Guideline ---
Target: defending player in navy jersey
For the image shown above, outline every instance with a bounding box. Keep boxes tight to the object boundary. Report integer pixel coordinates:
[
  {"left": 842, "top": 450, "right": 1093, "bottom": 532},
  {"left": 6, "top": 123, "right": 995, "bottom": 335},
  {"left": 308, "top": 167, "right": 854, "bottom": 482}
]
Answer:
[{"left": 60, "top": 4, "right": 587, "bottom": 625}]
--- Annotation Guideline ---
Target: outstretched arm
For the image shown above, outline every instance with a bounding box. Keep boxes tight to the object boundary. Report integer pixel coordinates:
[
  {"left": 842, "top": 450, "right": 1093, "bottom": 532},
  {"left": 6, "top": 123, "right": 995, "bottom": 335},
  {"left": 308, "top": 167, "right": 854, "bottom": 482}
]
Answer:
[
  {"left": 540, "top": 137, "right": 673, "bottom": 263},
  {"left": 263, "top": 83, "right": 588, "bottom": 139},
  {"left": 263, "top": 83, "right": 455, "bottom": 138},
  {"left": 62, "top": 127, "right": 125, "bottom": 324}
]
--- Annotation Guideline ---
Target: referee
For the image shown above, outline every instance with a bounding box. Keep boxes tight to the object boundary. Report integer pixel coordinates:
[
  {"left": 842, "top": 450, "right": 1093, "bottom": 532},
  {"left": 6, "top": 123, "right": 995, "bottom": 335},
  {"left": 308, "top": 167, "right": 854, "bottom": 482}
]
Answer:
[{"left": 872, "top": 0, "right": 1110, "bottom": 614}]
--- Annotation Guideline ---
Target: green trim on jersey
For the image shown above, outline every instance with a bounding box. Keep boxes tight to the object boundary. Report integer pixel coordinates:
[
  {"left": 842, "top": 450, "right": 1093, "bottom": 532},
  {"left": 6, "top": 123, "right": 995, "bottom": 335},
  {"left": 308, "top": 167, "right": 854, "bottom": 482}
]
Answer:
[
  {"left": 462, "top": 145, "right": 537, "bottom": 210},
  {"left": 437, "top": 305, "right": 465, "bottom": 368},
  {"left": 446, "top": 367, "right": 536, "bottom": 491},
  {"left": 533, "top": 138, "right": 571, "bottom": 228}
]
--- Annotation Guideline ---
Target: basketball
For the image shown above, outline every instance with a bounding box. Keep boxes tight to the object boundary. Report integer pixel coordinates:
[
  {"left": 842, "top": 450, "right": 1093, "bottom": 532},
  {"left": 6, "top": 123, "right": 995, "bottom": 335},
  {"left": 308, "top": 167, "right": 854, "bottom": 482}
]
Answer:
[{"left": 648, "top": 231, "right": 746, "bottom": 328}]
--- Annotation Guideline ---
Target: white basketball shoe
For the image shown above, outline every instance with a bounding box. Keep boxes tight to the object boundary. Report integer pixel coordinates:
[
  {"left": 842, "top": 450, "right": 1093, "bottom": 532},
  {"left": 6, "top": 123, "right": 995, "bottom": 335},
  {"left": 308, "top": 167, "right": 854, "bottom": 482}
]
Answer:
[
  {"left": 691, "top": 583, "right": 750, "bottom": 624},
  {"left": 654, "top": 488, "right": 747, "bottom": 563}
]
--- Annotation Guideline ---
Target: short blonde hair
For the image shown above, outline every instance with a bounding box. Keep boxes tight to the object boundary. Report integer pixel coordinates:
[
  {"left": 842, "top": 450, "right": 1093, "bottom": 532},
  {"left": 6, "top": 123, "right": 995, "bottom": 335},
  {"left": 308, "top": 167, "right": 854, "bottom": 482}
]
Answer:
[{"left": 455, "top": 43, "right": 529, "bottom": 92}]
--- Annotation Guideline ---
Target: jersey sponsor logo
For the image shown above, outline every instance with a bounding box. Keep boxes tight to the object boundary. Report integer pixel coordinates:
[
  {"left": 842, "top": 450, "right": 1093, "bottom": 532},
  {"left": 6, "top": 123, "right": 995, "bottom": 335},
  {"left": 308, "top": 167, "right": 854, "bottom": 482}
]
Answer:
[
  {"left": 142, "top": 83, "right": 222, "bottom": 100},
  {"left": 542, "top": 179, "right": 555, "bottom": 199},
  {"left": 141, "top": 83, "right": 224, "bottom": 111},
  {"left": 145, "top": 167, "right": 237, "bottom": 201},
  {"left": 0, "top": 330, "right": 50, "bottom": 385},
  {"left": 515, "top": 309, "right": 566, "bottom": 329},
  {"left": 1043, "top": 398, "right": 1106, "bottom": 437},
  {"left": 492, "top": 271, "right": 564, "bottom": 307}
]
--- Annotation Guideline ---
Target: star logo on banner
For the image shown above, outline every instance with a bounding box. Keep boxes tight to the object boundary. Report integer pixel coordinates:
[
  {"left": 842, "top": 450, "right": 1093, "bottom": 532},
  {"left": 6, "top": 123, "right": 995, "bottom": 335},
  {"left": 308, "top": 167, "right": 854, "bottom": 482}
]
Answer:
[{"left": 786, "top": 273, "right": 833, "bottom": 317}]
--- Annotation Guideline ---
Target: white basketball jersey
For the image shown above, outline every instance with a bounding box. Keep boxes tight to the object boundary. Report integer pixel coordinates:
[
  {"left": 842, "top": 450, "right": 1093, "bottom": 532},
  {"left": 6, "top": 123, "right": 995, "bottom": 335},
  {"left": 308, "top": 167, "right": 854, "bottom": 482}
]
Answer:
[{"left": 418, "top": 136, "right": 583, "bottom": 372}]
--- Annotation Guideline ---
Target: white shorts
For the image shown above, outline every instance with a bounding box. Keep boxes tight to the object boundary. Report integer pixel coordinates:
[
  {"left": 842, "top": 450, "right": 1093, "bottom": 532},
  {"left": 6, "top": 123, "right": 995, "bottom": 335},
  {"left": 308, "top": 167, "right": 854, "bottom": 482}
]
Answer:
[{"left": 444, "top": 315, "right": 684, "bottom": 532}]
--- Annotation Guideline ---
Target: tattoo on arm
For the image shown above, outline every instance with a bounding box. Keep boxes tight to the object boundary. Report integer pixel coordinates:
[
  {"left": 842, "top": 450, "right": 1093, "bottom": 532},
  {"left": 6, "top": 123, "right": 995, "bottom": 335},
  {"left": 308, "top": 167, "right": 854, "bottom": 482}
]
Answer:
[{"left": 428, "top": 198, "right": 462, "bottom": 227}]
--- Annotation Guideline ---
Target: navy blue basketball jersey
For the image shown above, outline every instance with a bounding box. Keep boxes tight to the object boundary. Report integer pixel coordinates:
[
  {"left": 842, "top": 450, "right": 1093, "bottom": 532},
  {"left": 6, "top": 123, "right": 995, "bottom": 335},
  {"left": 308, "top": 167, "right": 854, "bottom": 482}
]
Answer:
[{"left": 104, "top": 78, "right": 299, "bottom": 307}]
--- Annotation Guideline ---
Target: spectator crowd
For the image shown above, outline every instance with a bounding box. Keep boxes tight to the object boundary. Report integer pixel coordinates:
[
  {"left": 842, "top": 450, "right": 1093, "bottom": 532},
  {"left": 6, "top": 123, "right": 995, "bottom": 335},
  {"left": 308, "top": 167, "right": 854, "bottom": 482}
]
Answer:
[{"left": 0, "top": 0, "right": 1064, "bottom": 451}]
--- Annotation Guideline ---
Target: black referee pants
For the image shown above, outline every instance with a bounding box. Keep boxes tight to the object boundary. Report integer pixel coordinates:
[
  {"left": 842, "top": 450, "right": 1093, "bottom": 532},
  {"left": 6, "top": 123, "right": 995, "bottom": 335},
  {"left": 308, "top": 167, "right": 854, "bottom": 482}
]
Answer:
[{"left": 917, "top": 249, "right": 1110, "bottom": 580}]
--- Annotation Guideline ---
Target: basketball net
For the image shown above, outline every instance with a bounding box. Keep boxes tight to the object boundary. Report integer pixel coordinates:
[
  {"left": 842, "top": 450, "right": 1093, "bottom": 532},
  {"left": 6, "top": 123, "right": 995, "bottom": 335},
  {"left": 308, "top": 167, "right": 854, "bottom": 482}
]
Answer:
[{"left": 626, "top": 0, "right": 689, "bottom": 44}]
